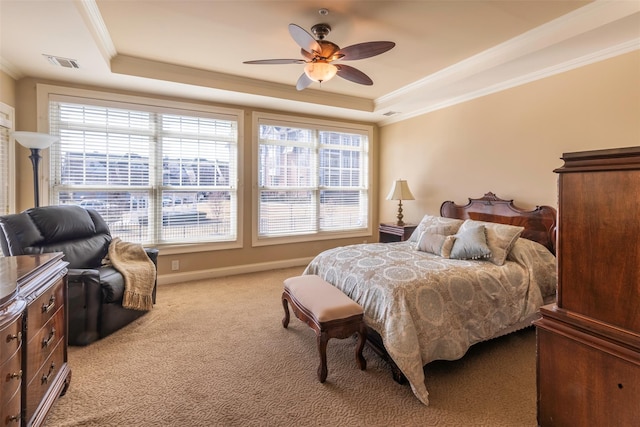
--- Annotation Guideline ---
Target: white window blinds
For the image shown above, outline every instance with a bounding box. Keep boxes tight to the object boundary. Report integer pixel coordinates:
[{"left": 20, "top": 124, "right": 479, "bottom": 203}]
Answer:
[
  {"left": 256, "top": 116, "right": 370, "bottom": 240},
  {"left": 48, "top": 97, "right": 239, "bottom": 246},
  {"left": 0, "top": 103, "right": 14, "bottom": 216}
]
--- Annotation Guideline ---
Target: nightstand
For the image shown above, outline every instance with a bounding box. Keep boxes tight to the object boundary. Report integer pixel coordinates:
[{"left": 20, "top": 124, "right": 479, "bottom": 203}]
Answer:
[{"left": 378, "top": 223, "right": 417, "bottom": 243}]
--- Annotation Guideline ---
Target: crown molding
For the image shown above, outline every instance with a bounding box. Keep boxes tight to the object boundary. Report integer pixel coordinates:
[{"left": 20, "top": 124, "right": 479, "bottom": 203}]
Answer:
[
  {"left": 64, "top": 0, "right": 640, "bottom": 126},
  {"left": 0, "top": 57, "right": 22, "bottom": 80},
  {"left": 111, "top": 54, "right": 374, "bottom": 112},
  {"left": 376, "top": 1, "right": 640, "bottom": 126},
  {"left": 378, "top": 38, "right": 640, "bottom": 127},
  {"left": 74, "top": 0, "right": 116, "bottom": 62},
  {"left": 377, "top": 1, "right": 640, "bottom": 110}
]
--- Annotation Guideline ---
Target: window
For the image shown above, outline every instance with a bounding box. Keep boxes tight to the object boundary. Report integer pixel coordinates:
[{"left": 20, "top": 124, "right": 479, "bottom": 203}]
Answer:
[
  {"left": 47, "top": 93, "right": 241, "bottom": 247},
  {"left": 254, "top": 113, "right": 372, "bottom": 245},
  {"left": 0, "top": 103, "right": 15, "bottom": 216}
]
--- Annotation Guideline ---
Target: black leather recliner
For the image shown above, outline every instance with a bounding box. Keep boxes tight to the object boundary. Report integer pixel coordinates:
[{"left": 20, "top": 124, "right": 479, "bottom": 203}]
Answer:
[{"left": 0, "top": 205, "right": 158, "bottom": 346}]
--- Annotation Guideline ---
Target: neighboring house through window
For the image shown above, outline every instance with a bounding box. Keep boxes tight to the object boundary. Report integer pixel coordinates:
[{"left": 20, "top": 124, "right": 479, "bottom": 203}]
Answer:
[
  {"left": 37, "top": 85, "right": 371, "bottom": 250},
  {"left": 42, "top": 85, "right": 241, "bottom": 248},
  {"left": 253, "top": 112, "right": 372, "bottom": 245}
]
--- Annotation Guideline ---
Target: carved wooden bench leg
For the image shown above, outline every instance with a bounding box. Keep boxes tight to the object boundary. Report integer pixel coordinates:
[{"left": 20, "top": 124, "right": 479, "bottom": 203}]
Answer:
[
  {"left": 282, "top": 275, "right": 367, "bottom": 383},
  {"left": 317, "top": 331, "right": 329, "bottom": 383},
  {"left": 282, "top": 295, "right": 290, "bottom": 329}
]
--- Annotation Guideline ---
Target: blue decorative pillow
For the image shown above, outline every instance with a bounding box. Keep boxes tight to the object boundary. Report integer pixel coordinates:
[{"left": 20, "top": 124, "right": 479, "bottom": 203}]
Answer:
[
  {"left": 457, "top": 219, "right": 524, "bottom": 265},
  {"left": 449, "top": 225, "right": 492, "bottom": 260}
]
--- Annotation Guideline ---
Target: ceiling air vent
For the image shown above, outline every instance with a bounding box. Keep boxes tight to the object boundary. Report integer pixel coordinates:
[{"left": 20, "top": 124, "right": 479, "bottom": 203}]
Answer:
[
  {"left": 44, "top": 54, "right": 80, "bottom": 69},
  {"left": 383, "top": 111, "right": 399, "bottom": 116}
]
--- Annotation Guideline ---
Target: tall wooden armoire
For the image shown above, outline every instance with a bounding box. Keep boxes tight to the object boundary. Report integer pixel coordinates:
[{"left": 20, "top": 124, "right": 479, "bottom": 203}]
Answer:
[{"left": 535, "top": 147, "right": 640, "bottom": 427}]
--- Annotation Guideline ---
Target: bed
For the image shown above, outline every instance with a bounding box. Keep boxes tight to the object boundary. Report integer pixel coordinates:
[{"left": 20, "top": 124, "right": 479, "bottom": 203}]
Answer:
[{"left": 303, "top": 192, "right": 557, "bottom": 405}]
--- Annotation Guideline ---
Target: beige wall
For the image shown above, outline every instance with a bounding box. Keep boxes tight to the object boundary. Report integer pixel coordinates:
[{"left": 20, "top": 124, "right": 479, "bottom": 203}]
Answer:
[
  {"left": 14, "top": 78, "right": 380, "bottom": 280},
  {"left": 380, "top": 50, "right": 640, "bottom": 225},
  {"left": 0, "top": 70, "right": 16, "bottom": 106}
]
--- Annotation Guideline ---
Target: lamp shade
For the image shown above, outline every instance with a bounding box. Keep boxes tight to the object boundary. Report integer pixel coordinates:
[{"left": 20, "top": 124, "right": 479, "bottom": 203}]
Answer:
[
  {"left": 386, "top": 179, "right": 415, "bottom": 201},
  {"left": 12, "top": 131, "right": 58, "bottom": 149},
  {"left": 304, "top": 61, "right": 338, "bottom": 83}
]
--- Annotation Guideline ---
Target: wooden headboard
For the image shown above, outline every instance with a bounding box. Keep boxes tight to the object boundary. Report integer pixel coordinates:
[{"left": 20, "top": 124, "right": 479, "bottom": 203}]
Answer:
[{"left": 440, "top": 192, "right": 557, "bottom": 254}]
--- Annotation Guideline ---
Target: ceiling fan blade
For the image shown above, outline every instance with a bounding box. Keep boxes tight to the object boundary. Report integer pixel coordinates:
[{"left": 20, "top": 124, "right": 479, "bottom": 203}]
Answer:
[
  {"left": 289, "top": 24, "right": 322, "bottom": 55},
  {"left": 300, "top": 49, "right": 315, "bottom": 61},
  {"left": 335, "top": 41, "right": 395, "bottom": 61},
  {"left": 296, "top": 73, "right": 313, "bottom": 91},
  {"left": 243, "top": 59, "right": 305, "bottom": 65},
  {"left": 335, "top": 64, "right": 373, "bottom": 85}
]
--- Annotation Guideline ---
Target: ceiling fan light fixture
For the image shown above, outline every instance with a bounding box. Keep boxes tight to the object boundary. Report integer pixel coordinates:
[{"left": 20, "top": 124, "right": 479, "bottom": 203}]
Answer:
[
  {"left": 304, "top": 61, "right": 338, "bottom": 83},
  {"left": 244, "top": 22, "right": 394, "bottom": 90}
]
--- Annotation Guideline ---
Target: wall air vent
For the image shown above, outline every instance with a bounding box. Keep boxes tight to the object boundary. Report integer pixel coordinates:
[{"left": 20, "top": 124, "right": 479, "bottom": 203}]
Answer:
[{"left": 43, "top": 54, "right": 80, "bottom": 69}]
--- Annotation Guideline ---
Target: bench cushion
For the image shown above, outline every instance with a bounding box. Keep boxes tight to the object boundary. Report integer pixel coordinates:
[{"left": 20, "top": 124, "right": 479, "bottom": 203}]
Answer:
[{"left": 284, "top": 275, "right": 363, "bottom": 322}]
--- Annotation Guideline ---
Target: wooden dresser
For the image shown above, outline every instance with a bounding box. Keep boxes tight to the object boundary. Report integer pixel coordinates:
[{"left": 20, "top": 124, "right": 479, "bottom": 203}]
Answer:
[
  {"left": 535, "top": 147, "right": 640, "bottom": 426},
  {"left": 0, "top": 258, "right": 26, "bottom": 425},
  {"left": 0, "top": 253, "right": 70, "bottom": 426}
]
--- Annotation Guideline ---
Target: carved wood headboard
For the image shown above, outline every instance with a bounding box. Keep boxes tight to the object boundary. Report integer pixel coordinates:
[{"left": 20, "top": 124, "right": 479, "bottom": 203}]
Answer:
[{"left": 440, "top": 192, "right": 557, "bottom": 254}]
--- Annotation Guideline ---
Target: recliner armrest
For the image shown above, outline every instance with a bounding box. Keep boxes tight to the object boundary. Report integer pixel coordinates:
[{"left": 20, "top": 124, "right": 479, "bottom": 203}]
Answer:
[
  {"left": 145, "top": 248, "right": 159, "bottom": 266},
  {"left": 67, "top": 268, "right": 101, "bottom": 285},
  {"left": 66, "top": 268, "right": 102, "bottom": 346},
  {"left": 144, "top": 248, "right": 159, "bottom": 304}
]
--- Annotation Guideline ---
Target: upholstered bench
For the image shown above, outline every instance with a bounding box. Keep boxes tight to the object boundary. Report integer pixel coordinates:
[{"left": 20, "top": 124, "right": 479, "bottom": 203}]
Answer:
[{"left": 282, "top": 275, "right": 367, "bottom": 383}]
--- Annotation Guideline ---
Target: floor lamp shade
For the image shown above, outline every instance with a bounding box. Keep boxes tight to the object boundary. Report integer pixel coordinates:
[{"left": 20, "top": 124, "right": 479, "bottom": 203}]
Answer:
[
  {"left": 386, "top": 179, "right": 415, "bottom": 226},
  {"left": 12, "top": 131, "right": 58, "bottom": 208}
]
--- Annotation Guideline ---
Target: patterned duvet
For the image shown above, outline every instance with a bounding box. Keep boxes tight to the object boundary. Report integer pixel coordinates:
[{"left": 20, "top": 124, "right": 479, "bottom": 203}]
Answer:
[{"left": 303, "top": 237, "right": 557, "bottom": 405}]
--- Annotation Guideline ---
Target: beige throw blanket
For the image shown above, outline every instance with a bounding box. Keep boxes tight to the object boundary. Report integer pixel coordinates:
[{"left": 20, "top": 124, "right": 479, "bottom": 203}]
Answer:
[{"left": 108, "top": 237, "right": 156, "bottom": 311}]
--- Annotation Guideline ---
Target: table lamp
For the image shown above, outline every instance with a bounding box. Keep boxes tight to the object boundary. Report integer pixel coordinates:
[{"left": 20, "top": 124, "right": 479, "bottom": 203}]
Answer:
[{"left": 386, "top": 179, "right": 415, "bottom": 226}]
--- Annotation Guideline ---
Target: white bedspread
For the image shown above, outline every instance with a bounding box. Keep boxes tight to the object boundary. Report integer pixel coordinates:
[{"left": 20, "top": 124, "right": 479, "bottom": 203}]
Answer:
[{"left": 303, "top": 237, "right": 556, "bottom": 405}]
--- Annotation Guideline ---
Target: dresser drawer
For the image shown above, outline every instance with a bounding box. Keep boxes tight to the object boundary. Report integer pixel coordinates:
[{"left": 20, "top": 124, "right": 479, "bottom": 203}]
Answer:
[
  {"left": 25, "top": 340, "right": 65, "bottom": 423},
  {"left": 26, "top": 305, "right": 64, "bottom": 386},
  {"left": 1, "top": 389, "right": 21, "bottom": 426},
  {"left": 26, "top": 278, "right": 64, "bottom": 335},
  {"left": 537, "top": 326, "right": 640, "bottom": 426},
  {"left": 0, "top": 301, "right": 25, "bottom": 364},
  {"left": 0, "top": 347, "right": 21, "bottom": 403}
]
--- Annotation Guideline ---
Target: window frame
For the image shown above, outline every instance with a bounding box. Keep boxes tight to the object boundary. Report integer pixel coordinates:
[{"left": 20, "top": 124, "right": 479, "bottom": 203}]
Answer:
[
  {"left": 0, "top": 102, "right": 16, "bottom": 216},
  {"left": 252, "top": 111, "right": 373, "bottom": 247},
  {"left": 36, "top": 84, "right": 244, "bottom": 254}
]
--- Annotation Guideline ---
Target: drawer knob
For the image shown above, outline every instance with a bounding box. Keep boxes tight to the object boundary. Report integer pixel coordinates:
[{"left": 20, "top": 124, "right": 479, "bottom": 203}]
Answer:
[
  {"left": 42, "top": 328, "right": 56, "bottom": 348},
  {"left": 8, "top": 370, "right": 22, "bottom": 381},
  {"left": 41, "top": 362, "right": 56, "bottom": 385},
  {"left": 6, "top": 332, "right": 21, "bottom": 343},
  {"left": 42, "top": 295, "right": 56, "bottom": 313},
  {"left": 7, "top": 413, "right": 20, "bottom": 423}
]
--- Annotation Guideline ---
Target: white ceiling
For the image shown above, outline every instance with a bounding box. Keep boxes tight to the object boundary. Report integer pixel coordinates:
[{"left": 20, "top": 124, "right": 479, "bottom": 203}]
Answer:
[{"left": 1, "top": 0, "right": 639, "bottom": 125}]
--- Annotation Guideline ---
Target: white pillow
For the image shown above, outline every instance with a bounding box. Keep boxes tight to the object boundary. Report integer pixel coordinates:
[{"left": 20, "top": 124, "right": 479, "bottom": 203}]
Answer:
[
  {"left": 407, "top": 215, "right": 464, "bottom": 243},
  {"left": 416, "top": 232, "right": 457, "bottom": 257}
]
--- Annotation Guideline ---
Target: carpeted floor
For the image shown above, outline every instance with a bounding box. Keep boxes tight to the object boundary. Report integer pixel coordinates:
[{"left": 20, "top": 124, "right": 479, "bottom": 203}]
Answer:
[{"left": 44, "top": 267, "right": 538, "bottom": 426}]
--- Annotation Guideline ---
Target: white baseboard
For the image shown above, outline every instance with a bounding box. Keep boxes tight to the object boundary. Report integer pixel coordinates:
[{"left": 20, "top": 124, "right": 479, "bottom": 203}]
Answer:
[{"left": 157, "top": 257, "right": 313, "bottom": 285}]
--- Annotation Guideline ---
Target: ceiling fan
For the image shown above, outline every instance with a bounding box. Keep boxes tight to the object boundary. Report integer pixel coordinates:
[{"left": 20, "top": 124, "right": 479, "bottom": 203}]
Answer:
[{"left": 243, "top": 23, "right": 395, "bottom": 91}]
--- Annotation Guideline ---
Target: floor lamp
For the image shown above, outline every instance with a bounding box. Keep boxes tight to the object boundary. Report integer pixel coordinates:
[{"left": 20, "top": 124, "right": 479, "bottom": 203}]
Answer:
[{"left": 12, "top": 131, "right": 58, "bottom": 208}]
